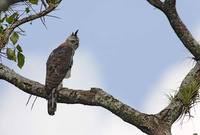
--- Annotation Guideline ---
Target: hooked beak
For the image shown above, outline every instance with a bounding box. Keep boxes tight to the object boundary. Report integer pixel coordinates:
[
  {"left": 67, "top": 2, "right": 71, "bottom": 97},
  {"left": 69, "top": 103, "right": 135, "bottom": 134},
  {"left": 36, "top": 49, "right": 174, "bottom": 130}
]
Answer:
[{"left": 74, "top": 29, "right": 79, "bottom": 36}]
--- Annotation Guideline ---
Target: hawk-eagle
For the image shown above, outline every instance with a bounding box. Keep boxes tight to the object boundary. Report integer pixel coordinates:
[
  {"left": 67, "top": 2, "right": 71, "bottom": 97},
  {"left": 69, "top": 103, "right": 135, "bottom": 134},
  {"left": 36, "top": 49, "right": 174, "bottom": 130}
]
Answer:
[{"left": 45, "top": 30, "right": 79, "bottom": 115}]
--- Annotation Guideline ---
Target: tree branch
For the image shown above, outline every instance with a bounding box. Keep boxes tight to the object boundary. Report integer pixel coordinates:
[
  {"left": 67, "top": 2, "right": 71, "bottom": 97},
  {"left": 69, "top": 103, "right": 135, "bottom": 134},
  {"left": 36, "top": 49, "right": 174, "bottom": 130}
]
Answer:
[
  {"left": 0, "top": 64, "right": 161, "bottom": 135},
  {"left": 146, "top": 0, "right": 164, "bottom": 10},
  {"left": 146, "top": 0, "right": 200, "bottom": 134},
  {"left": 0, "top": 4, "right": 59, "bottom": 49},
  {"left": 8, "top": 0, "right": 27, "bottom": 6},
  {"left": 6, "top": 0, "right": 45, "bottom": 8},
  {"left": 156, "top": 62, "right": 200, "bottom": 124},
  {"left": 147, "top": 0, "right": 200, "bottom": 59},
  {"left": 0, "top": 3, "right": 59, "bottom": 50}
]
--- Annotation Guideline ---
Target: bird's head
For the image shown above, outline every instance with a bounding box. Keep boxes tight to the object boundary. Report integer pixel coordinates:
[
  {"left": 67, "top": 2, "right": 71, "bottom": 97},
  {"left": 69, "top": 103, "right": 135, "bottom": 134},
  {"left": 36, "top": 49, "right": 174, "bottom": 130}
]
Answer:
[{"left": 66, "top": 30, "right": 79, "bottom": 50}]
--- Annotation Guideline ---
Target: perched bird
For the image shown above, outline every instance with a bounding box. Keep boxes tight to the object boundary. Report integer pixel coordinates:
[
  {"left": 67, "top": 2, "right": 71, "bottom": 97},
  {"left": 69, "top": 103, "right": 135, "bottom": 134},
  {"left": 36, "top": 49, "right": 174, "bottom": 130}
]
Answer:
[{"left": 45, "top": 30, "right": 79, "bottom": 115}]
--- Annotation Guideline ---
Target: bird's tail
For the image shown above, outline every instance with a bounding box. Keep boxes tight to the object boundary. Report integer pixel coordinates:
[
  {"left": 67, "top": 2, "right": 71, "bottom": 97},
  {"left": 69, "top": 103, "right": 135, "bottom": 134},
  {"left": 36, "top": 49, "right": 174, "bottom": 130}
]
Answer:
[{"left": 47, "top": 88, "right": 57, "bottom": 115}]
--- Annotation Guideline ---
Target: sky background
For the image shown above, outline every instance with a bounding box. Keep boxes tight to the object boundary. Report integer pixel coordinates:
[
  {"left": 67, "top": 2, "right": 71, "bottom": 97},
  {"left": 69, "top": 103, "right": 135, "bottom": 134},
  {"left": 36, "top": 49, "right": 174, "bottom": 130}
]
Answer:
[{"left": 1, "top": 0, "right": 200, "bottom": 134}]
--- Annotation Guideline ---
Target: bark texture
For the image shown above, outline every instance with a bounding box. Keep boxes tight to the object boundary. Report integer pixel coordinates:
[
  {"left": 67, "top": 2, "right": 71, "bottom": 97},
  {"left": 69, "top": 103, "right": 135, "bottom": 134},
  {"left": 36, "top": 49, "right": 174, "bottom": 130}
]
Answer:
[{"left": 0, "top": 64, "right": 159, "bottom": 134}]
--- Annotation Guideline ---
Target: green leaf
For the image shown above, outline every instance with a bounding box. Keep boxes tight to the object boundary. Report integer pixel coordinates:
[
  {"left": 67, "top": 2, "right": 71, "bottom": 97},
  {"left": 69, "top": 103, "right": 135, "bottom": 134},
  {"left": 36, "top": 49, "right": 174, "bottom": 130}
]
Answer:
[
  {"left": 25, "top": 7, "right": 30, "bottom": 13},
  {"left": 6, "top": 16, "right": 14, "bottom": 24},
  {"left": 0, "top": 16, "right": 7, "bottom": 23},
  {"left": 29, "top": 0, "right": 39, "bottom": 5},
  {"left": 6, "top": 13, "right": 18, "bottom": 24},
  {"left": 17, "top": 52, "right": 25, "bottom": 68},
  {"left": 10, "top": 32, "right": 19, "bottom": 45},
  {"left": 6, "top": 48, "right": 16, "bottom": 61},
  {"left": 16, "top": 44, "right": 23, "bottom": 52},
  {"left": 0, "top": 25, "right": 4, "bottom": 33}
]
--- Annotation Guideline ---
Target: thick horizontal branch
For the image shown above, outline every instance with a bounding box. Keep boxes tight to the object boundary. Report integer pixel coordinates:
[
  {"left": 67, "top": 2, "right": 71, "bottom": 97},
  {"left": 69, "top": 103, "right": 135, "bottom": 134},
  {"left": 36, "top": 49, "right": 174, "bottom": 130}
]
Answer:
[{"left": 0, "top": 64, "right": 161, "bottom": 135}]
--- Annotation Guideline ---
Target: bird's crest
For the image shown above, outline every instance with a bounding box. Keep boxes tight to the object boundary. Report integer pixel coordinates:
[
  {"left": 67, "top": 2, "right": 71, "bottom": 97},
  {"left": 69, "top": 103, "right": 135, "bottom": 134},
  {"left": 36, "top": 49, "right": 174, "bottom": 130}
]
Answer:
[
  {"left": 66, "top": 30, "right": 79, "bottom": 50},
  {"left": 71, "top": 29, "right": 79, "bottom": 37}
]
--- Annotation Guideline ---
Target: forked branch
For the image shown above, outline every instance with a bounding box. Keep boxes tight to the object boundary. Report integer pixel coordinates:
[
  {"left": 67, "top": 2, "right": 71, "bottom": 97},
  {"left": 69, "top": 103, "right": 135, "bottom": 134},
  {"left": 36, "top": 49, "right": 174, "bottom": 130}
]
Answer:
[
  {"left": 147, "top": 0, "right": 200, "bottom": 59},
  {"left": 147, "top": 0, "right": 200, "bottom": 128}
]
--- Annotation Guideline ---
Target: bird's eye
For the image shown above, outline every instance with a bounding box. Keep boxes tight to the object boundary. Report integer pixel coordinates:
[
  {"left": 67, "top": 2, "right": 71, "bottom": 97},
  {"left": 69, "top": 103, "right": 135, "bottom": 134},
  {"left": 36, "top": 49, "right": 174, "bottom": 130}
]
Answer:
[{"left": 71, "top": 40, "right": 76, "bottom": 43}]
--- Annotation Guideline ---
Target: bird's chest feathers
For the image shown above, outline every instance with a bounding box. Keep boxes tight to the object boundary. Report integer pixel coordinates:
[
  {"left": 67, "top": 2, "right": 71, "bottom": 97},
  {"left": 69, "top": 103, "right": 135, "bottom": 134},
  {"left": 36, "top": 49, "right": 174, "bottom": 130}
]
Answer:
[{"left": 65, "top": 69, "right": 71, "bottom": 78}]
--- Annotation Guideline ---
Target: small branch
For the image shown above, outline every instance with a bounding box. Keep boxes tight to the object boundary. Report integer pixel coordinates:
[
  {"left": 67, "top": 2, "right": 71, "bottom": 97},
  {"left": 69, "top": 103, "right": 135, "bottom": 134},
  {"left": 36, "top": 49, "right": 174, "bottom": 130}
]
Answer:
[
  {"left": 0, "top": 64, "right": 161, "bottom": 134},
  {"left": 8, "top": 0, "right": 47, "bottom": 8},
  {"left": 8, "top": 0, "right": 27, "bottom": 6},
  {"left": 9, "top": 5, "right": 57, "bottom": 31},
  {"left": 164, "top": 0, "right": 176, "bottom": 7},
  {"left": 0, "top": 4, "right": 59, "bottom": 49},
  {"left": 146, "top": 0, "right": 164, "bottom": 10},
  {"left": 148, "top": 0, "right": 200, "bottom": 60},
  {"left": 147, "top": 0, "right": 200, "bottom": 59},
  {"left": 163, "top": 7, "right": 200, "bottom": 59}
]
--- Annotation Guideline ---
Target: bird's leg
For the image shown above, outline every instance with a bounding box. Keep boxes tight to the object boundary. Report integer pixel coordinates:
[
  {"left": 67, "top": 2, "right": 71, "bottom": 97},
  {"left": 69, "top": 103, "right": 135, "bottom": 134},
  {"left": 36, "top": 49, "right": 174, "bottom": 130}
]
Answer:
[
  {"left": 51, "top": 82, "right": 62, "bottom": 111},
  {"left": 51, "top": 88, "right": 56, "bottom": 109},
  {"left": 50, "top": 83, "right": 62, "bottom": 110},
  {"left": 57, "top": 82, "right": 63, "bottom": 90},
  {"left": 47, "top": 88, "right": 56, "bottom": 115}
]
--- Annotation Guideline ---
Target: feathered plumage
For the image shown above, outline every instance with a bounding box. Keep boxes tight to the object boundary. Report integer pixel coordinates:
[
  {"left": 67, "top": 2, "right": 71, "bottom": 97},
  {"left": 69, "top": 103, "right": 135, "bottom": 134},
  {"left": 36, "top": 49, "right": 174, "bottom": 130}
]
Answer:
[{"left": 45, "top": 30, "right": 79, "bottom": 115}]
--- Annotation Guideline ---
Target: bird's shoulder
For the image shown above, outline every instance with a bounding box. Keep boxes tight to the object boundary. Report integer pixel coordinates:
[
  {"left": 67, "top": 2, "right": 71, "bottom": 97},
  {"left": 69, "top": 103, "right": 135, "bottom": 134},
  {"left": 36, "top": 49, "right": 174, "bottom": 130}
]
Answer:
[
  {"left": 46, "top": 43, "right": 74, "bottom": 65},
  {"left": 50, "top": 43, "right": 73, "bottom": 56}
]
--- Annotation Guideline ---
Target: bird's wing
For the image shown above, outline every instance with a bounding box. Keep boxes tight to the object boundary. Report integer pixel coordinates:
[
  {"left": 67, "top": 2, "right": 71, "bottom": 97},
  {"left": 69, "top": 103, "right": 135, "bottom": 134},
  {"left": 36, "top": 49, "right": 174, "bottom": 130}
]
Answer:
[
  {"left": 65, "top": 59, "right": 73, "bottom": 79},
  {"left": 45, "top": 45, "right": 74, "bottom": 95}
]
